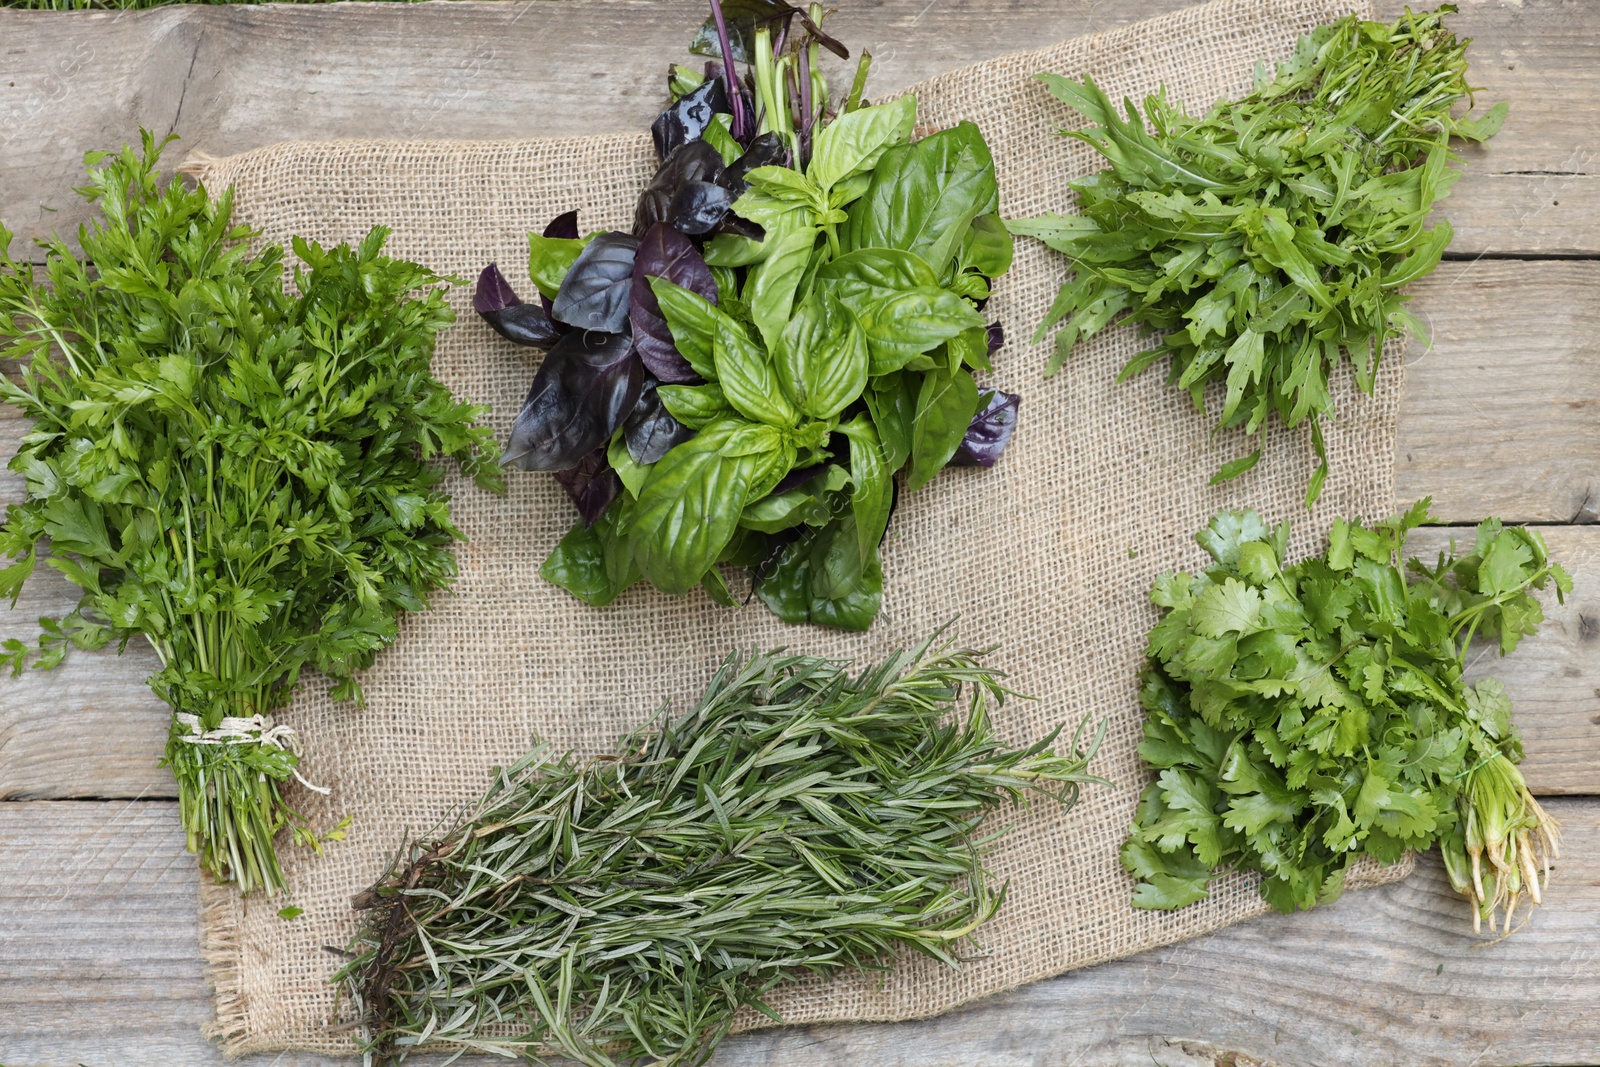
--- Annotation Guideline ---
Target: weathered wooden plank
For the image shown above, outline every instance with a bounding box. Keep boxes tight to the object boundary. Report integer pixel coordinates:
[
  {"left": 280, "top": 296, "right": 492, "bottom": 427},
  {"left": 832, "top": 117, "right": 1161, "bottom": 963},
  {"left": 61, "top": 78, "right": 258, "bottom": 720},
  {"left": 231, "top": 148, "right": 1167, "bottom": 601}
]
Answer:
[
  {"left": 2, "top": 0, "right": 1596, "bottom": 261},
  {"left": 1399, "top": 260, "right": 1600, "bottom": 525},
  {"left": 0, "top": 798, "right": 1595, "bottom": 1066}
]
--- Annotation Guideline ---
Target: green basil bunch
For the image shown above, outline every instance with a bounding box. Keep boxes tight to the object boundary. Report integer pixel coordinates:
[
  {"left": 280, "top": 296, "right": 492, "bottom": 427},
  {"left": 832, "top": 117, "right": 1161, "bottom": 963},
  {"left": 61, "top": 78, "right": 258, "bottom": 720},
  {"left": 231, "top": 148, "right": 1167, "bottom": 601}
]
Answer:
[{"left": 538, "top": 95, "right": 1015, "bottom": 630}]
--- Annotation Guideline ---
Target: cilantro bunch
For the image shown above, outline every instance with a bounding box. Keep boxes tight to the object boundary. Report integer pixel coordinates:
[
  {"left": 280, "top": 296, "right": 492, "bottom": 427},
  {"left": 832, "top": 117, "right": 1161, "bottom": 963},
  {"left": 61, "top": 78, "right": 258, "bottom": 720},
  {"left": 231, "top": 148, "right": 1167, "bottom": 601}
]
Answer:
[
  {"left": 1009, "top": 6, "right": 1506, "bottom": 505},
  {"left": 0, "top": 133, "right": 502, "bottom": 894},
  {"left": 1124, "top": 503, "right": 1569, "bottom": 934}
]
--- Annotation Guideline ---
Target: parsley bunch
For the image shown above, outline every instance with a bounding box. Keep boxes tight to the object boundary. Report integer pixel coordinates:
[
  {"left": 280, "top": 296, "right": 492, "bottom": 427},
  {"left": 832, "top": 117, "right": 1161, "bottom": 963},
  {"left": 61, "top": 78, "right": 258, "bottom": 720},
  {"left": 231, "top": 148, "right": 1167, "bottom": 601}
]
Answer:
[
  {"left": 1124, "top": 503, "right": 1569, "bottom": 934},
  {"left": 0, "top": 133, "right": 503, "bottom": 893},
  {"left": 1009, "top": 6, "right": 1506, "bottom": 505}
]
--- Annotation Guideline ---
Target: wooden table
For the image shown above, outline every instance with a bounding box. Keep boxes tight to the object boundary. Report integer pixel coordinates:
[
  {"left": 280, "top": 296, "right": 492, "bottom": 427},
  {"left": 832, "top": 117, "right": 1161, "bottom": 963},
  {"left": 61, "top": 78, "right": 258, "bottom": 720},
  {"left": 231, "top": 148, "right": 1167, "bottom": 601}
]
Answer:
[{"left": 2, "top": 1, "right": 1596, "bottom": 1064}]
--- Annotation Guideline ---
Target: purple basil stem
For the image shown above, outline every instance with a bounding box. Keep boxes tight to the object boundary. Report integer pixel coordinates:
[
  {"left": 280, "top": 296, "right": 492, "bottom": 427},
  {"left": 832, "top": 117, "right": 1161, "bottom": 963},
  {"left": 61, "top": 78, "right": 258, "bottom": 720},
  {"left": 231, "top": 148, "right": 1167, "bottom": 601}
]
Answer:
[
  {"left": 708, "top": 0, "right": 750, "bottom": 142},
  {"left": 631, "top": 222, "right": 716, "bottom": 384},
  {"left": 502, "top": 330, "right": 644, "bottom": 472},
  {"left": 553, "top": 446, "right": 622, "bottom": 527},
  {"left": 949, "top": 389, "right": 1020, "bottom": 468},
  {"left": 986, "top": 321, "right": 1005, "bottom": 356},
  {"left": 474, "top": 262, "right": 521, "bottom": 313},
  {"left": 552, "top": 232, "right": 640, "bottom": 334}
]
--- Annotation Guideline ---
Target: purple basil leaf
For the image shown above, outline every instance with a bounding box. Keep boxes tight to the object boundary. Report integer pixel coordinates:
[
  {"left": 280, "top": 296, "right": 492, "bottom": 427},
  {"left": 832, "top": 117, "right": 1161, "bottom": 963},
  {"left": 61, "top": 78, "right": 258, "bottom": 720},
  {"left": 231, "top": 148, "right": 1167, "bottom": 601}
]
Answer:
[
  {"left": 476, "top": 263, "right": 561, "bottom": 347},
  {"left": 502, "top": 330, "right": 644, "bottom": 472},
  {"left": 671, "top": 180, "right": 736, "bottom": 236},
  {"left": 635, "top": 140, "right": 725, "bottom": 235},
  {"left": 630, "top": 222, "right": 716, "bottom": 384},
  {"left": 769, "top": 462, "right": 828, "bottom": 497},
  {"left": 652, "top": 77, "right": 732, "bottom": 161},
  {"left": 544, "top": 210, "right": 581, "bottom": 241},
  {"left": 721, "top": 131, "right": 787, "bottom": 195},
  {"left": 552, "top": 232, "right": 640, "bottom": 333},
  {"left": 553, "top": 446, "right": 621, "bottom": 527},
  {"left": 624, "top": 380, "right": 696, "bottom": 465},
  {"left": 949, "top": 389, "right": 1020, "bottom": 468},
  {"left": 986, "top": 320, "right": 1005, "bottom": 355},
  {"left": 474, "top": 262, "right": 521, "bottom": 313},
  {"left": 480, "top": 303, "right": 561, "bottom": 348}
]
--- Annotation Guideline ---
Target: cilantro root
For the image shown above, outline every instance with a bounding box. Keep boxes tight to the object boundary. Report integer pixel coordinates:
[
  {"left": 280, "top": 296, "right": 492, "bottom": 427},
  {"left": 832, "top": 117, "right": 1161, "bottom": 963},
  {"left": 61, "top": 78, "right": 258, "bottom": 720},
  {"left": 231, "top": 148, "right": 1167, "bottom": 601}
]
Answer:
[
  {"left": 1445, "top": 754, "right": 1561, "bottom": 935},
  {"left": 1122, "top": 501, "right": 1572, "bottom": 934}
]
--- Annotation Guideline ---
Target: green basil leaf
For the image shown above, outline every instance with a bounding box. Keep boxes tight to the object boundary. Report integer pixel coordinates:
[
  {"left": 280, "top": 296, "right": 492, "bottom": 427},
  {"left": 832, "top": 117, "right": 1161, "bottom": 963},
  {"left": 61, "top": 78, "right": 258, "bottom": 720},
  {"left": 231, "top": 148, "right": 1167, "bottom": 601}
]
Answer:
[
  {"left": 831, "top": 283, "right": 986, "bottom": 376},
  {"left": 713, "top": 316, "right": 799, "bottom": 427},
  {"left": 948, "top": 324, "right": 992, "bottom": 373},
  {"left": 701, "top": 112, "right": 743, "bottom": 164},
  {"left": 865, "top": 371, "right": 917, "bottom": 472},
  {"left": 906, "top": 367, "right": 980, "bottom": 492},
  {"left": 837, "top": 415, "right": 892, "bottom": 562},
  {"left": 648, "top": 277, "right": 719, "bottom": 380},
  {"left": 657, "top": 381, "right": 731, "bottom": 428},
  {"left": 844, "top": 121, "right": 998, "bottom": 278},
  {"left": 528, "top": 232, "right": 593, "bottom": 300},
  {"left": 628, "top": 421, "right": 758, "bottom": 594},
  {"left": 755, "top": 515, "right": 883, "bottom": 631},
  {"left": 815, "top": 247, "right": 940, "bottom": 292},
  {"left": 774, "top": 289, "right": 868, "bottom": 420},
  {"left": 739, "top": 466, "right": 849, "bottom": 533},
  {"left": 607, "top": 435, "right": 650, "bottom": 498},
  {"left": 742, "top": 165, "right": 823, "bottom": 206},
  {"left": 745, "top": 225, "right": 820, "bottom": 351},
  {"left": 701, "top": 566, "right": 739, "bottom": 606},
  {"left": 959, "top": 213, "right": 1014, "bottom": 278},
  {"left": 806, "top": 95, "right": 917, "bottom": 192},
  {"left": 540, "top": 500, "right": 639, "bottom": 606}
]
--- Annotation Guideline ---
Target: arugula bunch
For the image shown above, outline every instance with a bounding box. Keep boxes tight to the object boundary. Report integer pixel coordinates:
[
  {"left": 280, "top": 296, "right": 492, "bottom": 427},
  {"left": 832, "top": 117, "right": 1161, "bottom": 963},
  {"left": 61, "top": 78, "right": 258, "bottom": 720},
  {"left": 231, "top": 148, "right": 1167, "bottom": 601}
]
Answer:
[
  {"left": 476, "top": 0, "right": 1017, "bottom": 631},
  {"left": 342, "top": 635, "right": 1102, "bottom": 1066},
  {"left": 1009, "top": 6, "right": 1506, "bottom": 504},
  {"left": 1124, "top": 504, "right": 1569, "bottom": 933},
  {"left": 0, "top": 133, "right": 502, "bottom": 893}
]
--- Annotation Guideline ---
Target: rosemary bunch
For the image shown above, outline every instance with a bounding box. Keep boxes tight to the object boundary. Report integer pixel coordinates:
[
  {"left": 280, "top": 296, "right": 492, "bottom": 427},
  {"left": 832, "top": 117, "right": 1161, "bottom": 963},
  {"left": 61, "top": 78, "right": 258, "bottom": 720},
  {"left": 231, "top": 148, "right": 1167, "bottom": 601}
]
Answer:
[{"left": 341, "top": 637, "right": 1102, "bottom": 1066}]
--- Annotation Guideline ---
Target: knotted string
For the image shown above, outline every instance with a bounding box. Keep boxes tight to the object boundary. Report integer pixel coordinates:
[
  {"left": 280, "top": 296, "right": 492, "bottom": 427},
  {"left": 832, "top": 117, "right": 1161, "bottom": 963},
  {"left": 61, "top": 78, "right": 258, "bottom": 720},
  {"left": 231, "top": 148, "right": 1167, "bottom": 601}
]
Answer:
[{"left": 173, "top": 713, "right": 333, "bottom": 795}]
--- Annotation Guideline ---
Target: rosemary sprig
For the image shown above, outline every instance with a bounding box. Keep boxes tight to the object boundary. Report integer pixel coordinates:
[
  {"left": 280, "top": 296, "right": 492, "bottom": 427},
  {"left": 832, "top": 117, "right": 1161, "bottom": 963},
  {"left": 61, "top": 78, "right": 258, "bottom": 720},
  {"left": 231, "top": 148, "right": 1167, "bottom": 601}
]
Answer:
[{"left": 339, "top": 636, "right": 1104, "bottom": 1066}]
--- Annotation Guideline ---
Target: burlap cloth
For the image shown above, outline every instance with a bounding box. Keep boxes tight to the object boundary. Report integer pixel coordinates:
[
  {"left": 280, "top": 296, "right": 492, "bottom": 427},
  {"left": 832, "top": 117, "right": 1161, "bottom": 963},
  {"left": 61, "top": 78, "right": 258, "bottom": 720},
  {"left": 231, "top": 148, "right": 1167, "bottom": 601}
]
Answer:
[{"left": 190, "top": 0, "right": 1414, "bottom": 1054}]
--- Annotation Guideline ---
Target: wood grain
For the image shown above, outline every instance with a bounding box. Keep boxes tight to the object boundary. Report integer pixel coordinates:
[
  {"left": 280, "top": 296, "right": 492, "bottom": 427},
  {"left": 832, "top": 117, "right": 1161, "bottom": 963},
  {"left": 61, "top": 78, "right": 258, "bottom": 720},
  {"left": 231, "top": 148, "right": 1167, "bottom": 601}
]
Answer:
[
  {"left": 0, "top": 798, "right": 1595, "bottom": 1067},
  {"left": 1399, "top": 260, "right": 1600, "bottom": 525},
  {"left": 2, "top": 0, "right": 1596, "bottom": 261}
]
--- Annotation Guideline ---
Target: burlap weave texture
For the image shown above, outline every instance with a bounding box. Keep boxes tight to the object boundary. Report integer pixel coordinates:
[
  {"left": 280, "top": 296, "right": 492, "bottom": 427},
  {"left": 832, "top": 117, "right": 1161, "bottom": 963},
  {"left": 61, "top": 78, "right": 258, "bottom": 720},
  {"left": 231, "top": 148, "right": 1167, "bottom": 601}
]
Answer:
[{"left": 192, "top": 0, "right": 1412, "bottom": 1053}]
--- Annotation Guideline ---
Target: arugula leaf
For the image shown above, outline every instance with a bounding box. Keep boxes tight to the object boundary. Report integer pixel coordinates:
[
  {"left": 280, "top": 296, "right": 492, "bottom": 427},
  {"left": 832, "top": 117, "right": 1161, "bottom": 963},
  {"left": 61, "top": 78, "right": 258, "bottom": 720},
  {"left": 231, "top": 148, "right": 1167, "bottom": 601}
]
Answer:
[{"left": 1011, "top": 9, "right": 1504, "bottom": 505}]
